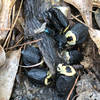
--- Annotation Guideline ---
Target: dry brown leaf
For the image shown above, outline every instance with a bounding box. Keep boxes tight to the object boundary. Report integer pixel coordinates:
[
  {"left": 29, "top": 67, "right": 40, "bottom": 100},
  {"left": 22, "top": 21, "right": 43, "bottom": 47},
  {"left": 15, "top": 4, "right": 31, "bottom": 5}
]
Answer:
[
  {"left": 81, "top": 57, "right": 93, "bottom": 69},
  {"left": 0, "top": 0, "right": 2, "bottom": 12},
  {"left": 51, "top": 0, "right": 61, "bottom": 5},
  {"left": 3, "top": 0, "right": 23, "bottom": 48},
  {"left": 0, "top": 45, "right": 6, "bottom": 67},
  {"left": 92, "top": 0, "right": 100, "bottom": 7},
  {"left": 89, "top": 28, "right": 100, "bottom": 54},
  {"left": 0, "top": 0, "right": 15, "bottom": 43},
  {"left": 0, "top": 48, "right": 21, "bottom": 100},
  {"left": 64, "top": 0, "right": 92, "bottom": 27},
  {"left": 92, "top": 0, "right": 100, "bottom": 2}
]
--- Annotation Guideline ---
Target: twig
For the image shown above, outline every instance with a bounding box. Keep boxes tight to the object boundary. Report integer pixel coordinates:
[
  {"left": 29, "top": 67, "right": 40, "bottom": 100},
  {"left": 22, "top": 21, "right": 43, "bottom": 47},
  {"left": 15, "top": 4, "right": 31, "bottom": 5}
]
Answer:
[
  {"left": 12, "top": 4, "right": 16, "bottom": 24},
  {"left": 93, "top": 2, "right": 100, "bottom": 7},
  {"left": 7, "top": 4, "right": 16, "bottom": 48},
  {"left": 71, "top": 14, "right": 93, "bottom": 32},
  {"left": 3, "top": 0, "right": 23, "bottom": 48},
  {"left": 75, "top": 14, "right": 81, "bottom": 18},
  {"left": 0, "top": 28, "right": 10, "bottom": 31},
  {"left": 68, "top": 14, "right": 81, "bottom": 20},
  {"left": 20, "top": 59, "right": 44, "bottom": 68},
  {"left": 66, "top": 73, "right": 80, "bottom": 100},
  {"left": 5, "top": 38, "right": 42, "bottom": 50},
  {"left": 6, "top": 4, "right": 16, "bottom": 48},
  {"left": 15, "top": 36, "right": 24, "bottom": 45},
  {"left": 72, "top": 94, "right": 79, "bottom": 100},
  {"left": 71, "top": 14, "right": 89, "bottom": 28}
]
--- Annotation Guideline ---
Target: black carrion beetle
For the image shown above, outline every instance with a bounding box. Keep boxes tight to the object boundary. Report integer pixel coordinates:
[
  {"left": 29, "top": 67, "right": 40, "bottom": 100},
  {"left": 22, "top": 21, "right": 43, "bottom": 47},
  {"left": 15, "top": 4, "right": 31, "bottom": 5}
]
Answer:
[
  {"left": 26, "top": 68, "right": 52, "bottom": 85},
  {"left": 56, "top": 75, "right": 76, "bottom": 97},
  {"left": 21, "top": 45, "right": 42, "bottom": 66},
  {"left": 62, "top": 50, "right": 83, "bottom": 64},
  {"left": 38, "top": 7, "right": 69, "bottom": 33},
  {"left": 65, "top": 23, "right": 88, "bottom": 45},
  {"left": 48, "top": 8, "right": 70, "bottom": 32},
  {"left": 56, "top": 64, "right": 76, "bottom": 97},
  {"left": 55, "top": 34, "right": 67, "bottom": 50}
]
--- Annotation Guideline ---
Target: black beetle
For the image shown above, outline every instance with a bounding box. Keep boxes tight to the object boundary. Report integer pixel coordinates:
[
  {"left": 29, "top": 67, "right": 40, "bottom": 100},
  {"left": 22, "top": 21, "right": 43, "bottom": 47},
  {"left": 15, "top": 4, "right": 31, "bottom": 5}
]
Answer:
[
  {"left": 56, "top": 75, "right": 76, "bottom": 97},
  {"left": 65, "top": 23, "right": 88, "bottom": 45},
  {"left": 38, "top": 7, "right": 69, "bottom": 34},
  {"left": 62, "top": 50, "right": 83, "bottom": 64},
  {"left": 54, "top": 34, "right": 67, "bottom": 50},
  {"left": 48, "top": 7, "right": 70, "bottom": 32},
  {"left": 56, "top": 63, "right": 76, "bottom": 97},
  {"left": 21, "top": 45, "right": 42, "bottom": 66},
  {"left": 26, "top": 68, "right": 52, "bottom": 85}
]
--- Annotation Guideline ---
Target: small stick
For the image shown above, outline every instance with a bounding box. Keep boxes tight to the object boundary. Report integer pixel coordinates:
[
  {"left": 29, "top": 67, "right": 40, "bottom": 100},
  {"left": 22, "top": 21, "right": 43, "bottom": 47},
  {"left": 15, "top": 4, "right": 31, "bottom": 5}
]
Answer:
[
  {"left": 71, "top": 14, "right": 88, "bottom": 28},
  {"left": 72, "top": 94, "right": 79, "bottom": 100},
  {"left": 15, "top": 36, "right": 24, "bottom": 45},
  {"left": 71, "top": 14, "right": 93, "bottom": 32},
  {"left": 6, "top": 4, "right": 16, "bottom": 48},
  {"left": 12, "top": 4, "right": 16, "bottom": 24},
  {"left": 0, "top": 28, "right": 10, "bottom": 31},
  {"left": 66, "top": 73, "right": 80, "bottom": 100},
  {"left": 5, "top": 38, "right": 42, "bottom": 50},
  {"left": 3, "top": 0, "right": 23, "bottom": 48},
  {"left": 93, "top": 2, "right": 100, "bottom": 7},
  {"left": 20, "top": 59, "right": 44, "bottom": 68},
  {"left": 75, "top": 14, "right": 81, "bottom": 18}
]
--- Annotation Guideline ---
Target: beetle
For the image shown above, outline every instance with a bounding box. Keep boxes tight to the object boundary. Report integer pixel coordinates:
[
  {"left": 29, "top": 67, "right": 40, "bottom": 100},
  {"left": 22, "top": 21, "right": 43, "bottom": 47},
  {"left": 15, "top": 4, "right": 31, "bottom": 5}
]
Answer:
[
  {"left": 21, "top": 45, "right": 42, "bottom": 66},
  {"left": 56, "top": 63, "right": 77, "bottom": 97},
  {"left": 38, "top": 7, "right": 70, "bottom": 34},
  {"left": 48, "top": 7, "right": 70, "bottom": 32},
  {"left": 65, "top": 23, "right": 88, "bottom": 45},
  {"left": 26, "top": 68, "right": 52, "bottom": 85},
  {"left": 49, "top": 34, "right": 66, "bottom": 50},
  {"left": 56, "top": 75, "right": 76, "bottom": 97},
  {"left": 62, "top": 50, "right": 83, "bottom": 64}
]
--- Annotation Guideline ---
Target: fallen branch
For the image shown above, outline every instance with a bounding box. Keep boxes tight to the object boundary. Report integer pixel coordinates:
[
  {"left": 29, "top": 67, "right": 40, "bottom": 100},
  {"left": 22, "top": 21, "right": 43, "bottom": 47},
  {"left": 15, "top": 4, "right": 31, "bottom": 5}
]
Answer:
[{"left": 5, "top": 38, "right": 42, "bottom": 50}]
